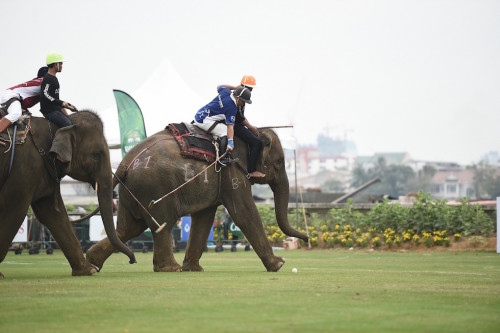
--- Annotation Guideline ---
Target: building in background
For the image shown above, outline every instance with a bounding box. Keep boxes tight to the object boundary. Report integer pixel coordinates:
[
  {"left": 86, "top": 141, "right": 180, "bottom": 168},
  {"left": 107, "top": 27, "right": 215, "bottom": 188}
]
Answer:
[{"left": 429, "top": 169, "right": 476, "bottom": 200}]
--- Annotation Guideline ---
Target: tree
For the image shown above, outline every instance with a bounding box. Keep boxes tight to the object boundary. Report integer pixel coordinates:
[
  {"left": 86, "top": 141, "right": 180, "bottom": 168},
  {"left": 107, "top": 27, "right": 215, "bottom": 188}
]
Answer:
[
  {"left": 351, "top": 157, "right": 417, "bottom": 198},
  {"left": 320, "top": 179, "right": 344, "bottom": 192},
  {"left": 473, "top": 162, "right": 500, "bottom": 198},
  {"left": 406, "top": 165, "right": 436, "bottom": 194},
  {"left": 351, "top": 164, "right": 371, "bottom": 188}
]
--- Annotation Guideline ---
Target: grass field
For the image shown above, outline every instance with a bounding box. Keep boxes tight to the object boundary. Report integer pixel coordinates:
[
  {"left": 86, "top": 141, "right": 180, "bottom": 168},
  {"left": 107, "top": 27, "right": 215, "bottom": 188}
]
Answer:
[{"left": 1, "top": 249, "right": 499, "bottom": 333}]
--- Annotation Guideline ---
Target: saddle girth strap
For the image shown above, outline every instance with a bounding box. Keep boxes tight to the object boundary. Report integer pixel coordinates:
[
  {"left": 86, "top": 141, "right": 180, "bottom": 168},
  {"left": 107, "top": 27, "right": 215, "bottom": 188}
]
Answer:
[{"left": 206, "top": 120, "right": 225, "bottom": 134}]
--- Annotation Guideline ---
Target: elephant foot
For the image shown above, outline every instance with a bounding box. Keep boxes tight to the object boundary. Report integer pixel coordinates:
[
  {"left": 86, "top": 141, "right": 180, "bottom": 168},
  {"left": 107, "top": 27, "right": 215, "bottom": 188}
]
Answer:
[
  {"left": 182, "top": 262, "right": 204, "bottom": 272},
  {"left": 154, "top": 263, "right": 182, "bottom": 272},
  {"left": 86, "top": 243, "right": 112, "bottom": 271},
  {"left": 71, "top": 262, "right": 99, "bottom": 276},
  {"left": 264, "top": 255, "right": 285, "bottom": 272}
]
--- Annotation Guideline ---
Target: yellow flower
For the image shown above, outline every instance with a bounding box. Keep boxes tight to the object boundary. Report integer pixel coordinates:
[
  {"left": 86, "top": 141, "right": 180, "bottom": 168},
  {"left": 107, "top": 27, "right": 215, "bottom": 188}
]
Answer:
[
  {"left": 422, "top": 232, "right": 432, "bottom": 239},
  {"left": 412, "top": 235, "right": 420, "bottom": 244}
]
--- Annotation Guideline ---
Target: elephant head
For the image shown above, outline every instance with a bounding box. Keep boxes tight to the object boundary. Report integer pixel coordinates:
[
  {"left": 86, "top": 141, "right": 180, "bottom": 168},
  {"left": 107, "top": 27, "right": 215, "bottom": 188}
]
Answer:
[
  {"left": 250, "top": 129, "right": 309, "bottom": 242},
  {"left": 49, "top": 111, "right": 136, "bottom": 264}
]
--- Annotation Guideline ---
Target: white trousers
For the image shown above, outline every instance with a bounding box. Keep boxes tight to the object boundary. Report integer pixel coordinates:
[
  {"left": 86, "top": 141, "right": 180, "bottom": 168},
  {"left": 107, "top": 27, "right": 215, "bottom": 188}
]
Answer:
[
  {"left": 1, "top": 90, "right": 22, "bottom": 122},
  {"left": 193, "top": 118, "right": 227, "bottom": 137}
]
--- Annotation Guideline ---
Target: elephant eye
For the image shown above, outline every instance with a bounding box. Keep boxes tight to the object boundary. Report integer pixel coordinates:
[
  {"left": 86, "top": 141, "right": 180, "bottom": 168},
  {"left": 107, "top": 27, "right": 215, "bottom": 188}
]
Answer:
[
  {"left": 275, "top": 158, "right": 284, "bottom": 169},
  {"left": 92, "top": 153, "right": 101, "bottom": 162}
]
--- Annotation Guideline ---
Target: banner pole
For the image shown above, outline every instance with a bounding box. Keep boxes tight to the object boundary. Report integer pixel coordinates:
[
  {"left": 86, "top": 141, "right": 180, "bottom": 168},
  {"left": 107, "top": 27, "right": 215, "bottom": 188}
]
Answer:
[{"left": 497, "top": 197, "right": 499, "bottom": 254}]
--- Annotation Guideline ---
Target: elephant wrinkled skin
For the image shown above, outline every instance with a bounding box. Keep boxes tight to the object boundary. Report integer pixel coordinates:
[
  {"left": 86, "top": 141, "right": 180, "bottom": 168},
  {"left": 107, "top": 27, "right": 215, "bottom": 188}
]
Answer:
[
  {"left": 0, "top": 111, "right": 135, "bottom": 278},
  {"left": 86, "top": 128, "right": 308, "bottom": 272}
]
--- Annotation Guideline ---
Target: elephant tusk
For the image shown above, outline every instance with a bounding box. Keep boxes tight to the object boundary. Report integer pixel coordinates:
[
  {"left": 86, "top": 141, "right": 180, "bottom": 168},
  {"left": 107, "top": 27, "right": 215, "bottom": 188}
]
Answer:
[{"left": 95, "top": 182, "right": 98, "bottom": 193}]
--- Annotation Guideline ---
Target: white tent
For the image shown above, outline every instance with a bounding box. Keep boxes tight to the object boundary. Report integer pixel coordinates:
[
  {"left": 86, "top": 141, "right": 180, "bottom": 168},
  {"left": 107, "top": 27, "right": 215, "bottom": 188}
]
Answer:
[
  {"left": 96, "top": 59, "right": 204, "bottom": 167},
  {"left": 99, "top": 59, "right": 204, "bottom": 145}
]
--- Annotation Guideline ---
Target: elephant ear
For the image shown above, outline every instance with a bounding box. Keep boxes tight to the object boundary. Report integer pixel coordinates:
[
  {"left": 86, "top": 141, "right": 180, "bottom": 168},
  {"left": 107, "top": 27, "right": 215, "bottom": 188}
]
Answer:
[
  {"left": 260, "top": 132, "right": 273, "bottom": 166},
  {"left": 49, "top": 125, "right": 76, "bottom": 163},
  {"left": 260, "top": 132, "right": 272, "bottom": 147}
]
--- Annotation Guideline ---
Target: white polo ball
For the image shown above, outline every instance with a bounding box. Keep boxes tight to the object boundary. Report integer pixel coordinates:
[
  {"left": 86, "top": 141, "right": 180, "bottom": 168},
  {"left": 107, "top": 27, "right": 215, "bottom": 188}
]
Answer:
[{"left": 292, "top": 267, "right": 298, "bottom": 273}]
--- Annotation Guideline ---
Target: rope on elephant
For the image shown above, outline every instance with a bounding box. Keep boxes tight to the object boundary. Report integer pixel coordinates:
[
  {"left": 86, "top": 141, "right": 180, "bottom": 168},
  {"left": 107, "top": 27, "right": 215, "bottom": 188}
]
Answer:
[
  {"left": 148, "top": 151, "right": 228, "bottom": 209},
  {"left": 2, "top": 128, "right": 13, "bottom": 153},
  {"left": 113, "top": 171, "right": 167, "bottom": 233}
]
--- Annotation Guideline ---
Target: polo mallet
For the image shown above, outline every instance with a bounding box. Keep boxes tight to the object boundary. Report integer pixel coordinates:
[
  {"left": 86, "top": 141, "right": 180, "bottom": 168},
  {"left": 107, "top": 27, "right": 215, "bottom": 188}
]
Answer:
[
  {"left": 8, "top": 123, "right": 18, "bottom": 176},
  {"left": 148, "top": 151, "right": 228, "bottom": 208},
  {"left": 113, "top": 172, "right": 166, "bottom": 233}
]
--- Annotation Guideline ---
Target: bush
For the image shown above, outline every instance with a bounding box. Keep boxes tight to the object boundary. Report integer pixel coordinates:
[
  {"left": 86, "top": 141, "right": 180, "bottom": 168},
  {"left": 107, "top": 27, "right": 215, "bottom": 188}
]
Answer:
[{"left": 257, "top": 191, "right": 495, "bottom": 249}]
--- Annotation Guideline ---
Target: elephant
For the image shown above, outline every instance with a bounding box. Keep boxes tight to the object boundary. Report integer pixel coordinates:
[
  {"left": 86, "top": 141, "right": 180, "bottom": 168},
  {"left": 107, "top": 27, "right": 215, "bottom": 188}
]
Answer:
[
  {"left": 85, "top": 127, "right": 308, "bottom": 272},
  {"left": 0, "top": 111, "right": 136, "bottom": 278}
]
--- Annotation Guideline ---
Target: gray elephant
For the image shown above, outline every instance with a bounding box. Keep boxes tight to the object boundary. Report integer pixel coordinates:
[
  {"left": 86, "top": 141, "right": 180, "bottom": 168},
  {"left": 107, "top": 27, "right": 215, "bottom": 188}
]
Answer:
[
  {"left": 86, "top": 128, "right": 308, "bottom": 272},
  {"left": 0, "top": 111, "right": 136, "bottom": 278}
]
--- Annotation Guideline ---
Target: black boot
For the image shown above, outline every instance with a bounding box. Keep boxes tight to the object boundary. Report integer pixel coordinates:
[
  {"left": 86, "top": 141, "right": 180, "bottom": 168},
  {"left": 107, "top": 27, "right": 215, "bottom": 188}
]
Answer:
[{"left": 219, "top": 137, "right": 239, "bottom": 165}]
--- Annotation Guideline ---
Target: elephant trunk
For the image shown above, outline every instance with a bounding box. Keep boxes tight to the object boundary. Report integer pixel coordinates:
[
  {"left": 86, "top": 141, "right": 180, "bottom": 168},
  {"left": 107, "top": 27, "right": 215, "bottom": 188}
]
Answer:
[
  {"left": 97, "top": 178, "right": 136, "bottom": 264},
  {"left": 270, "top": 174, "right": 309, "bottom": 242}
]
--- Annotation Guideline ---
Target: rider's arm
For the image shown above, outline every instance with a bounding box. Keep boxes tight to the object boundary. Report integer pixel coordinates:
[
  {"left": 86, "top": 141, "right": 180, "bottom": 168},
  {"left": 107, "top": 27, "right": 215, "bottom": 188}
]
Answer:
[{"left": 217, "top": 84, "right": 238, "bottom": 91}]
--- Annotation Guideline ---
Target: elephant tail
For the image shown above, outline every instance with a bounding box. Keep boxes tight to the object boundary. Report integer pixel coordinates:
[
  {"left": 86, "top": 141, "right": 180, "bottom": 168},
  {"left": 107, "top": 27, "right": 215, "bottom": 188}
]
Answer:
[{"left": 113, "top": 162, "right": 129, "bottom": 187}]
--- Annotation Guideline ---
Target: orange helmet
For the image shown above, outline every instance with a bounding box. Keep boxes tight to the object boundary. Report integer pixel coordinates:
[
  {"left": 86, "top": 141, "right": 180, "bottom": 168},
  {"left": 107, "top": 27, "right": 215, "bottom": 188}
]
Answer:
[{"left": 241, "top": 75, "right": 256, "bottom": 88}]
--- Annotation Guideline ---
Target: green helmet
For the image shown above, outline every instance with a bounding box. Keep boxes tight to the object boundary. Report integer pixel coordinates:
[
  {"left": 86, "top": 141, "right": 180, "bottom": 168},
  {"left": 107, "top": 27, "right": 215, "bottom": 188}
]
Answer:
[{"left": 46, "top": 52, "right": 64, "bottom": 65}]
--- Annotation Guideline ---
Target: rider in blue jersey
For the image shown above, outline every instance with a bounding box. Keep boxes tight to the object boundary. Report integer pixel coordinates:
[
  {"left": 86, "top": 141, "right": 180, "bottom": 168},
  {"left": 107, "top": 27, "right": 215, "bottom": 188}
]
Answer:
[{"left": 193, "top": 85, "right": 252, "bottom": 162}]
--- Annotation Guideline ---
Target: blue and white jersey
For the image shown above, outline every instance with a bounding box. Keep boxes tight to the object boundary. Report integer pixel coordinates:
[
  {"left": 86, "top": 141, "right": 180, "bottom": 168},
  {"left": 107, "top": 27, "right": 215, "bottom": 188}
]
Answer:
[{"left": 194, "top": 86, "right": 237, "bottom": 125}]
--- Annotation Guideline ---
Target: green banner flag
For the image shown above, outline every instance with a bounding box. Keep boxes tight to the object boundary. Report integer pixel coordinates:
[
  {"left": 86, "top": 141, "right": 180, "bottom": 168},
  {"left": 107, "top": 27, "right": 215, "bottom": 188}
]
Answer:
[{"left": 113, "top": 89, "right": 147, "bottom": 157}]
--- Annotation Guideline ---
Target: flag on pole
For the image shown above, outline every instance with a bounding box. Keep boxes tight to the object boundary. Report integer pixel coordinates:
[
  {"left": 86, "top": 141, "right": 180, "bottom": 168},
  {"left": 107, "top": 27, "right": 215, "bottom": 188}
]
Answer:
[{"left": 113, "top": 89, "right": 147, "bottom": 157}]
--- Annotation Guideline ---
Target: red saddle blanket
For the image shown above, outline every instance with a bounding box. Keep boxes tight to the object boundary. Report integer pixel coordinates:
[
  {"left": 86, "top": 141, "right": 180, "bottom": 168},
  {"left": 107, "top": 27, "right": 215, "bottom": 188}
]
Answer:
[{"left": 166, "top": 122, "right": 218, "bottom": 163}]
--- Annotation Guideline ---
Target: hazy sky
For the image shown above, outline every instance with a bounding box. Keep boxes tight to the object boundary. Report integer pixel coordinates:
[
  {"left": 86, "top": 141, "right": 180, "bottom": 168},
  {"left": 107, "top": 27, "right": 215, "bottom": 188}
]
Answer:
[{"left": 1, "top": 0, "right": 499, "bottom": 165}]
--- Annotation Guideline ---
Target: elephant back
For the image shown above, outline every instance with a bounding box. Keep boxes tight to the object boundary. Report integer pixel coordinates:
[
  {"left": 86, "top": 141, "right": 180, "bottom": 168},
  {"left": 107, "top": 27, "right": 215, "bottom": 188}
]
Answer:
[{"left": 0, "top": 116, "right": 56, "bottom": 190}]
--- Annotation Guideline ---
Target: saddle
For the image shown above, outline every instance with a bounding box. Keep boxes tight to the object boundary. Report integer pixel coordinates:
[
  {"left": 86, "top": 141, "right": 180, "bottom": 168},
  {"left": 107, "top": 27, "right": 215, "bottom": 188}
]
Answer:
[
  {"left": 166, "top": 122, "right": 219, "bottom": 163},
  {"left": 0, "top": 110, "right": 32, "bottom": 146},
  {"left": 0, "top": 97, "right": 20, "bottom": 118}
]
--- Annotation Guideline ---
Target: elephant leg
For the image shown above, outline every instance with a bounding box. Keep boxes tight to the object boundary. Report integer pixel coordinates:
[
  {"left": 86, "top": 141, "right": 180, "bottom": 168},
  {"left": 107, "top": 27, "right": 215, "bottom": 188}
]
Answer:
[
  {"left": 0, "top": 182, "right": 33, "bottom": 263},
  {"left": 31, "top": 198, "right": 98, "bottom": 276},
  {"left": 182, "top": 206, "right": 218, "bottom": 272},
  {"left": 226, "top": 200, "right": 285, "bottom": 272},
  {"left": 86, "top": 203, "right": 145, "bottom": 271},
  {"left": 0, "top": 199, "right": 31, "bottom": 268},
  {"left": 152, "top": 222, "right": 181, "bottom": 272}
]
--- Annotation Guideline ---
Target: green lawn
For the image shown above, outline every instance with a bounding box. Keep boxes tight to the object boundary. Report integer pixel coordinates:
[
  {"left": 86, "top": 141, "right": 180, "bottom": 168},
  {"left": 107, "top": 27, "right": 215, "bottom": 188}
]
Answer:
[{"left": 1, "top": 249, "right": 499, "bottom": 333}]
